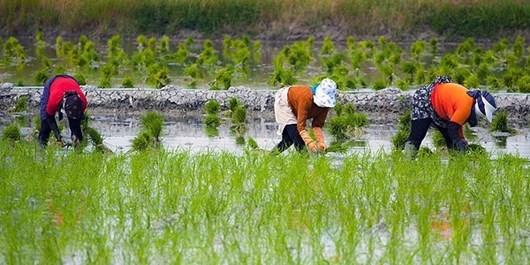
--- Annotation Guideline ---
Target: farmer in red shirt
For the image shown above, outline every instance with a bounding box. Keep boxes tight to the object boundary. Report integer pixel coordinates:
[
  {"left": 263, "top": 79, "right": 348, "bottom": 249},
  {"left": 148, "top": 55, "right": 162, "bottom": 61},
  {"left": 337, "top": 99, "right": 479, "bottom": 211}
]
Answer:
[
  {"left": 39, "top": 75, "right": 87, "bottom": 147},
  {"left": 404, "top": 76, "right": 497, "bottom": 156}
]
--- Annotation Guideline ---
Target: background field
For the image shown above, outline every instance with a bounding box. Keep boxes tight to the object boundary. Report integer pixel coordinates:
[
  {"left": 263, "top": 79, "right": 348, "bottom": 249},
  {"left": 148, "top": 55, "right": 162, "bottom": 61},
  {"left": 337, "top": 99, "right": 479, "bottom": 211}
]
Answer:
[{"left": 1, "top": 0, "right": 529, "bottom": 38}]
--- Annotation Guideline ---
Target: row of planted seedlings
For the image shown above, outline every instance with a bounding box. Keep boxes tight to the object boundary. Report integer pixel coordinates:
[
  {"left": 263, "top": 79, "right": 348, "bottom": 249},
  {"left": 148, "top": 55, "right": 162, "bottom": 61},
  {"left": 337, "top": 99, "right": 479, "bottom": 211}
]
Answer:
[
  {"left": 1, "top": 34, "right": 530, "bottom": 92},
  {"left": 1, "top": 136, "right": 529, "bottom": 263},
  {"left": 202, "top": 97, "right": 259, "bottom": 149},
  {"left": 0, "top": 33, "right": 261, "bottom": 89}
]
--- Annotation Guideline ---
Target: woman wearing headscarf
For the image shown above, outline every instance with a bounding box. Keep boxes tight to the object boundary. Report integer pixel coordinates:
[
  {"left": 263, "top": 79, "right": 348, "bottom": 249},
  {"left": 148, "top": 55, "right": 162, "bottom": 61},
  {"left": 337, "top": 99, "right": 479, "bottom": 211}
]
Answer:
[
  {"left": 405, "top": 76, "right": 497, "bottom": 156},
  {"left": 273, "top": 78, "right": 337, "bottom": 153}
]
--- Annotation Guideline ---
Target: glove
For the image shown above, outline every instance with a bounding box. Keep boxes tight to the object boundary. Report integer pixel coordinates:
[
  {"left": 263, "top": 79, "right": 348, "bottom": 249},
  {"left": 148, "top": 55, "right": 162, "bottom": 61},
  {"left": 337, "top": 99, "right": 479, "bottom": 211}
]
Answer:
[
  {"left": 300, "top": 130, "right": 318, "bottom": 153},
  {"left": 307, "top": 141, "right": 319, "bottom": 153},
  {"left": 299, "top": 130, "right": 314, "bottom": 145},
  {"left": 313, "top": 127, "right": 327, "bottom": 152},
  {"left": 454, "top": 139, "right": 468, "bottom": 152}
]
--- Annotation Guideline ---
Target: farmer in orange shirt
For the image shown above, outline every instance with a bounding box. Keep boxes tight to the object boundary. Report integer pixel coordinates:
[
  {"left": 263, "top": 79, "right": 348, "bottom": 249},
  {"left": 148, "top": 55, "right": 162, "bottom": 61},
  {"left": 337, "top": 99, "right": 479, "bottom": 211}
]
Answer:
[
  {"left": 404, "top": 76, "right": 497, "bottom": 155},
  {"left": 273, "top": 78, "right": 337, "bottom": 153}
]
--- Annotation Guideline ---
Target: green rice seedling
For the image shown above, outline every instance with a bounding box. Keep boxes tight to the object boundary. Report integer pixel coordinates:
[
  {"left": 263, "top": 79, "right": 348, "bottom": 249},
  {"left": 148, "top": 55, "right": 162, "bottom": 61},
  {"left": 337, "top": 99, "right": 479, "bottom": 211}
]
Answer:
[
  {"left": 204, "top": 114, "right": 221, "bottom": 128},
  {"left": 392, "top": 110, "right": 411, "bottom": 150},
  {"left": 2, "top": 122, "right": 21, "bottom": 141},
  {"left": 204, "top": 99, "right": 221, "bottom": 114},
  {"left": 372, "top": 79, "right": 387, "bottom": 90},
  {"left": 284, "top": 38, "right": 313, "bottom": 73},
  {"left": 98, "top": 75, "right": 111, "bottom": 88},
  {"left": 270, "top": 66, "right": 296, "bottom": 86},
  {"left": 158, "top": 35, "right": 171, "bottom": 54},
  {"left": 228, "top": 97, "right": 243, "bottom": 113},
  {"left": 84, "top": 127, "right": 106, "bottom": 152},
  {"left": 410, "top": 40, "right": 426, "bottom": 62},
  {"left": 131, "top": 130, "right": 153, "bottom": 151},
  {"left": 197, "top": 40, "right": 219, "bottom": 70},
  {"left": 3, "top": 36, "right": 26, "bottom": 67},
  {"left": 515, "top": 75, "right": 530, "bottom": 93},
  {"left": 320, "top": 36, "right": 336, "bottom": 57},
  {"left": 246, "top": 137, "right": 258, "bottom": 150},
  {"left": 490, "top": 109, "right": 515, "bottom": 134},
  {"left": 174, "top": 41, "right": 190, "bottom": 64},
  {"left": 12, "top": 95, "right": 28, "bottom": 112},
  {"left": 231, "top": 105, "right": 247, "bottom": 125},
  {"left": 184, "top": 63, "right": 204, "bottom": 81},
  {"left": 223, "top": 37, "right": 251, "bottom": 74},
  {"left": 140, "top": 111, "right": 164, "bottom": 141},
  {"left": 205, "top": 125, "right": 219, "bottom": 137},
  {"left": 464, "top": 73, "right": 479, "bottom": 88},
  {"left": 328, "top": 103, "right": 367, "bottom": 140},
  {"left": 235, "top": 135, "right": 245, "bottom": 145},
  {"left": 132, "top": 111, "right": 164, "bottom": 150},
  {"left": 75, "top": 73, "right": 87, "bottom": 85},
  {"left": 121, "top": 76, "right": 135, "bottom": 88},
  {"left": 209, "top": 66, "right": 234, "bottom": 90},
  {"left": 147, "top": 64, "right": 170, "bottom": 89},
  {"left": 397, "top": 79, "right": 410, "bottom": 90}
]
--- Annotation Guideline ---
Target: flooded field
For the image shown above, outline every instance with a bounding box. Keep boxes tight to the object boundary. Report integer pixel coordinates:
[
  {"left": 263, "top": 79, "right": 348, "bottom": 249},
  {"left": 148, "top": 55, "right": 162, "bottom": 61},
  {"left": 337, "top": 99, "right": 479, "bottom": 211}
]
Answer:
[{"left": 3, "top": 111, "right": 529, "bottom": 158}]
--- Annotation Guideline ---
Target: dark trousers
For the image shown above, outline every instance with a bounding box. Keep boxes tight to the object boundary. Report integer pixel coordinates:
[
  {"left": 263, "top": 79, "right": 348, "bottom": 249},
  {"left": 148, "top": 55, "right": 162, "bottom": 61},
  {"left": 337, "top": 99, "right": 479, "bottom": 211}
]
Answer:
[
  {"left": 38, "top": 117, "right": 83, "bottom": 146},
  {"left": 276, "top": 124, "right": 305, "bottom": 152},
  {"left": 38, "top": 119, "right": 56, "bottom": 146},
  {"left": 406, "top": 118, "right": 453, "bottom": 149}
]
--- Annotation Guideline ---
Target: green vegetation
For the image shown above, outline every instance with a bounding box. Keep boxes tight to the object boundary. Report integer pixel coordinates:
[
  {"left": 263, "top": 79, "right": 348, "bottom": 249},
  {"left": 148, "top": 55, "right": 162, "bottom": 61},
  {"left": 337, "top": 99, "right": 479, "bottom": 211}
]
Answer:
[
  {"left": 1, "top": 34, "right": 530, "bottom": 92},
  {"left": 328, "top": 103, "right": 368, "bottom": 140},
  {"left": 392, "top": 111, "right": 411, "bottom": 150},
  {"left": 1, "top": 123, "right": 21, "bottom": 141},
  {"left": 132, "top": 111, "right": 164, "bottom": 151},
  {"left": 12, "top": 95, "right": 29, "bottom": 113},
  {"left": 1, "top": 0, "right": 528, "bottom": 38},
  {"left": 203, "top": 100, "right": 222, "bottom": 136},
  {"left": 490, "top": 109, "right": 516, "bottom": 134},
  {"left": 1, "top": 141, "right": 529, "bottom": 263}
]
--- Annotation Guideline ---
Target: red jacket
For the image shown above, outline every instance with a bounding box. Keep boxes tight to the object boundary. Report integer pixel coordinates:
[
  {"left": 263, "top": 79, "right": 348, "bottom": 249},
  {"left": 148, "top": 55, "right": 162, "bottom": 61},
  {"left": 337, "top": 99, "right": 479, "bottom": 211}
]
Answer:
[{"left": 40, "top": 75, "right": 87, "bottom": 119}]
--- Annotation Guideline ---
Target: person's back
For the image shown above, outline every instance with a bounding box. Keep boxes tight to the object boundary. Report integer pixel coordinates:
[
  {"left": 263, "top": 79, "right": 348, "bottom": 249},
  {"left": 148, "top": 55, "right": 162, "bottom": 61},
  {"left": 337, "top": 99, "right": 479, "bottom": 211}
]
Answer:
[{"left": 430, "top": 83, "right": 474, "bottom": 125}]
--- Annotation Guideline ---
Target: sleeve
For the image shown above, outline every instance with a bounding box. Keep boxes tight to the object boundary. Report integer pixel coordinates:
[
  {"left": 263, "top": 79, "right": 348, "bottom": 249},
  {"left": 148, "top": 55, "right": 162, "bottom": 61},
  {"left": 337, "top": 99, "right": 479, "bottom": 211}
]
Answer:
[
  {"left": 311, "top": 108, "right": 330, "bottom": 128},
  {"left": 450, "top": 97, "right": 473, "bottom": 126},
  {"left": 296, "top": 100, "right": 312, "bottom": 133}
]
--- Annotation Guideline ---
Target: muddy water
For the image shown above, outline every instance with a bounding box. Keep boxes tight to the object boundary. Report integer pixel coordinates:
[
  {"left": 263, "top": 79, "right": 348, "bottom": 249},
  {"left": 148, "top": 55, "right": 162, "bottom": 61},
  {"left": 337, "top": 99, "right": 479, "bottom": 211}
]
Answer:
[
  {"left": 1, "top": 111, "right": 528, "bottom": 158},
  {"left": 87, "top": 112, "right": 530, "bottom": 158}
]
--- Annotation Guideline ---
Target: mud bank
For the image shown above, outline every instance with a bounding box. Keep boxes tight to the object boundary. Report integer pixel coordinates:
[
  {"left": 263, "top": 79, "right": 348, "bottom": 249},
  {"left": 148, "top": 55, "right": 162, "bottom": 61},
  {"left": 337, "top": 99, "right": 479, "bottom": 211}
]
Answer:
[{"left": 1, "top": 84, "right": 529, "bottom": 124}]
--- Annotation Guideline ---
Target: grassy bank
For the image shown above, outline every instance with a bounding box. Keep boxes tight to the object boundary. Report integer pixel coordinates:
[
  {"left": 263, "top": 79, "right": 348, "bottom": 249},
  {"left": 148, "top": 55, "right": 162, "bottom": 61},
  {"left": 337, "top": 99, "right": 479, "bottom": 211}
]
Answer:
[
  {"left": 1, "top": 0, "right": 529, "bottom": 38},
  {"left": 1, "top": 141, "right": 529, "bottom": 263}
]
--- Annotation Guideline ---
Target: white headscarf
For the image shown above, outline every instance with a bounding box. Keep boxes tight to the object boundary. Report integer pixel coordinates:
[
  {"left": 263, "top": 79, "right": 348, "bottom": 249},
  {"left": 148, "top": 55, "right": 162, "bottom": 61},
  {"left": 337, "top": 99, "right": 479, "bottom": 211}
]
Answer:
[{"left": 313, "top": 78, "right": 337, "bottom": 108}]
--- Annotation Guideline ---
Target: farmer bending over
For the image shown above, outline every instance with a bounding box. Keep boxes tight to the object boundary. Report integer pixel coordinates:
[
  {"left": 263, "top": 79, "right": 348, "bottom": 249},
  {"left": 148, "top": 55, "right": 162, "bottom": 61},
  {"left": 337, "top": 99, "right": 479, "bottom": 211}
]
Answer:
[
  {"left": 273, "top": 78, "right": 337, "bottom": 153},
  {"left": 39, "top": 74, "right": 87, "bottom": 147},
  {"left": 404, "top": 76, "right": 497, "bottom": 156}
]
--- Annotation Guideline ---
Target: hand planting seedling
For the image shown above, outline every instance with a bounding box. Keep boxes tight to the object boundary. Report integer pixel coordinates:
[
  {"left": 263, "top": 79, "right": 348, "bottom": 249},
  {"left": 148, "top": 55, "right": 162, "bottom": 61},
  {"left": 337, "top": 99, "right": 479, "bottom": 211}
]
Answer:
[
  {"left": 272, "top": 78, "right": 337, "bottom": 154},
  {"left": 403, "top": 76, "right": 498, "bottom": 158}
]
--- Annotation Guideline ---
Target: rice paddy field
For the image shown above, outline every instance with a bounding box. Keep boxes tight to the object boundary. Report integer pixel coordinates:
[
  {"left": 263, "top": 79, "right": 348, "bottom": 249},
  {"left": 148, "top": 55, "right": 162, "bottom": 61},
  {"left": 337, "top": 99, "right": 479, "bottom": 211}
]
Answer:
[
  {"left": 2, "top": 1, "right": 530, "bottom": 263},
  {"left": 1, "top": 109, "right": 530, "bottom": 264},
  {"left": 1, "top": 138, "right": 529, "bottom": 264}
]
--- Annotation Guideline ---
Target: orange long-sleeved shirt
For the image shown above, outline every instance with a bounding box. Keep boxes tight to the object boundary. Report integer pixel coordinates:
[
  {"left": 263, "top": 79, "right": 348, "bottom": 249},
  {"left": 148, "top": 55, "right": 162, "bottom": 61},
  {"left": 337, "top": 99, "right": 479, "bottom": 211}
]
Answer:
[
  {"left": 287, "top": 85, "right": 330, "bottom": 133},
  {"left": 431, "top": 83, "right": 474, "bottom": 138}
]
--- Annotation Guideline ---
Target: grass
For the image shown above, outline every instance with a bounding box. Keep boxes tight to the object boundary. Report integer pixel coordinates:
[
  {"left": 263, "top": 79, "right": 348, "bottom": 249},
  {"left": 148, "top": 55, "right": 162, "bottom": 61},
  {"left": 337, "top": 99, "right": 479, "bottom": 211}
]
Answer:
[
  {"left": 0, "top": 141, "right": 528, "bottom": 263},
  {"left": 0, "top": 0, "right": 528, "bottom": 37}
]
